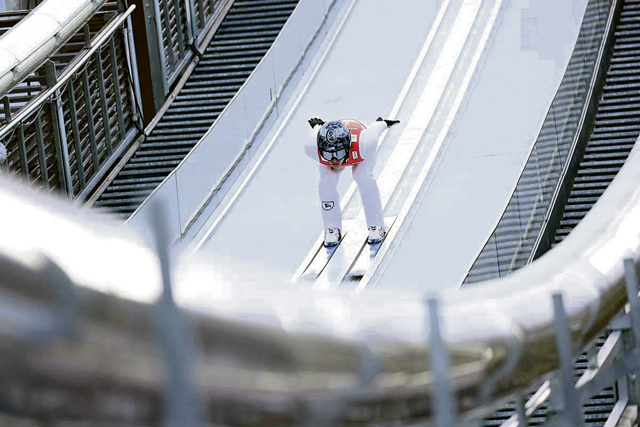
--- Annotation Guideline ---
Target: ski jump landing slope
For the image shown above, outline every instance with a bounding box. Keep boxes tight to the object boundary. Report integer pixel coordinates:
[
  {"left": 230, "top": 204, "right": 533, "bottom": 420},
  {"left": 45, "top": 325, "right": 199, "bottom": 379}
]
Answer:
[
  {"left": 189, "top": 0, "right": 439, "bottom": 285},
  {"left": 368, "top": 0, "right": 589, "bottom": 293},
  {"left": 189, "top": 0, "right": 588, "bottom": 292}
]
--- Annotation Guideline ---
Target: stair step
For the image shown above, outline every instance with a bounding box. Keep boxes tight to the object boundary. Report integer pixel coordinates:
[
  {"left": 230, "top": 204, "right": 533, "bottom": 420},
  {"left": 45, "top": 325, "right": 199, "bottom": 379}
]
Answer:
[
  {"left": 99, "top": 189, "right": 155, "bottom": 200},
  {"left": 95, "top": 0, "right": 299, "bottom": 217}
]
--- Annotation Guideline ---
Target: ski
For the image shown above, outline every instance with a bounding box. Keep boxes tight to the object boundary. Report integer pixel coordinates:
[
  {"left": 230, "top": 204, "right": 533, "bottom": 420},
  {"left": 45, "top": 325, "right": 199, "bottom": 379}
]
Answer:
[
  {"left": 295, "top": 217, "right": 396, "bottom": 284},
  {"left": 345, "top": 217, "right": 396, "bottom": 281},
  {"left": 296, "top": 231, "right": 348, "bottom": 281}
]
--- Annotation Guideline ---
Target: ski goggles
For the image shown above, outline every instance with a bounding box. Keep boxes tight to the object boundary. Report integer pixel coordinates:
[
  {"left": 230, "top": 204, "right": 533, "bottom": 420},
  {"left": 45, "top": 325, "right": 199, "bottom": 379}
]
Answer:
[{"left": 320, "top": 148, "right": 347, "bottom": 161}]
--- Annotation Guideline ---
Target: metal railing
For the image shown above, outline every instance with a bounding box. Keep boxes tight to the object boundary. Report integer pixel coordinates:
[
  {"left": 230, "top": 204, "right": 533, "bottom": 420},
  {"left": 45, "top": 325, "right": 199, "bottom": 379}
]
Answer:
[
  {"left": 145, "top": 0, "right": 232, "bottom": 109},
  {"left": 0, "top": 6, "right": 143, "bottom": 200},
  {"left": 0, "top": 5, "right": 121, "bottom": 129},
  {"left": 3, "top": 132, "right": 640, "bottom": 425},
  {"left": 464, "top": 0, "right": 615, "bottom": 284},
  {"left": 0, "top": 0, "right": 111, "bottom": 95},
  {"left": 127, "top": 0, "right": 331, "bottom": 240}
]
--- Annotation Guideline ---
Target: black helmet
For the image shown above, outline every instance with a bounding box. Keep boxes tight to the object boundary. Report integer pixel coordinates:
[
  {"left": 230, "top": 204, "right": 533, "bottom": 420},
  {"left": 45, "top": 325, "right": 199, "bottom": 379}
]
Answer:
[{"left": 317, "top": 120, "right": 351, "bottom": 162}]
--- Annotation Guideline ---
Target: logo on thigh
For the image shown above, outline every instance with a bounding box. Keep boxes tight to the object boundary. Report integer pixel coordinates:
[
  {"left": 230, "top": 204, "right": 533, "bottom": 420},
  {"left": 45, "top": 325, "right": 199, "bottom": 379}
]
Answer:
[{"left": 322, "top": 201, "right": 335, "bottom": 211}]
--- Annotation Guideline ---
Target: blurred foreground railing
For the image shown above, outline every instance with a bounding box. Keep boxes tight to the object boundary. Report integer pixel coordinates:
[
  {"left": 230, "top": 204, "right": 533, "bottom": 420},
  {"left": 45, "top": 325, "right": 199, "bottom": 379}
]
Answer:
[
  {"left": 0, "top": 5, "right": 143, "bottom": 200},
  {"left": 2, "top": 130, "right": 640, "bottom": 424}
]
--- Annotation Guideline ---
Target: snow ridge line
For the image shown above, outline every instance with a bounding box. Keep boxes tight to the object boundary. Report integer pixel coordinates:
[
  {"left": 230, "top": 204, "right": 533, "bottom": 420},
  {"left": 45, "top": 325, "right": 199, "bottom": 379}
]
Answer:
[
  {"left": 293, "top": 0, "right": 453, "bottom": 284},
  {"left": 316, "top": 0, "right": 484, "bottom": 287},
  {"left": 334, "top": 0, "right": 453, "bottom": 224},
  {"left": 359, "top": 0, "right": 506, "bottom": 291}
]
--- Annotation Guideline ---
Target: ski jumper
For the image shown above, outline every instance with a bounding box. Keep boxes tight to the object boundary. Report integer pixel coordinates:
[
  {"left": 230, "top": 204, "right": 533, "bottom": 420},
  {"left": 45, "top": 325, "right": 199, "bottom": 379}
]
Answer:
[{"left": 305, "top": 119, "right": 387, "bottom": 232}]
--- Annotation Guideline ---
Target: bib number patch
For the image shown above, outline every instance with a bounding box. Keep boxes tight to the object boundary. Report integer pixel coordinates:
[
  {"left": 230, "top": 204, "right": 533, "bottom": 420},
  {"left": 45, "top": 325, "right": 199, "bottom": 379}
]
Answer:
[{"left": 322, "top": 201, "right": 335, "bottom": 211}]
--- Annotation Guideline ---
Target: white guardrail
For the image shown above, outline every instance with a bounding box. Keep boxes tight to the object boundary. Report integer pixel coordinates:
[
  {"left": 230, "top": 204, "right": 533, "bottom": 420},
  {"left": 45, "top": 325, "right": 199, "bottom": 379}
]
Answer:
[
  {"left": 0, "top": 0, "right": 106, "bottom": 94},
  {"left": 126, "top": 0, "right": 336, "bottom": 240},
  {"left": 1, "top": 131, "right": 640, "bottom": 424}
]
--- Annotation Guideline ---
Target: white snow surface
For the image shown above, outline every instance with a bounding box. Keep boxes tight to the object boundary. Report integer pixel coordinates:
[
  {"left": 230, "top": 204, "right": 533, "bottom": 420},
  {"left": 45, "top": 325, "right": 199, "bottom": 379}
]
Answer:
[
  {"left": 191, "top": 0, "right": 439, "bottom": 286},
  {"left": 186, "top": 0, "right": 589, "bottom": 294},
  {"left": 372, "top": 0, "right": 589, "bottom": 292}
]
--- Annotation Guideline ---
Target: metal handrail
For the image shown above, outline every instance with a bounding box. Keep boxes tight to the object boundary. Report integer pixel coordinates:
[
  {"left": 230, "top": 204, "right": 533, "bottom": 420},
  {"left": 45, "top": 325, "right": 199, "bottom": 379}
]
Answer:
[
  {"left": 0, "top": 0, "right": 108, "bottom": 96},
  {"left": 1, "top": 132, "right": 640, "bottom": 424},
  {"left": 0, "top": 4, "right": 143, "bottom": 199},
  {"left": 0, "top": 6, "right": 135, "bottom": 141}
]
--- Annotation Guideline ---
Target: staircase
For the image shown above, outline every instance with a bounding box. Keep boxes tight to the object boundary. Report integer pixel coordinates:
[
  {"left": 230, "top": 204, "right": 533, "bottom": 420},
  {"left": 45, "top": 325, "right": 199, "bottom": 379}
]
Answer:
[
  {"left": 94, "top": 0, "right": 299, "bottom": 217},
  {"left": 554, "top": 0, "right": 640, "bottom": 245}
]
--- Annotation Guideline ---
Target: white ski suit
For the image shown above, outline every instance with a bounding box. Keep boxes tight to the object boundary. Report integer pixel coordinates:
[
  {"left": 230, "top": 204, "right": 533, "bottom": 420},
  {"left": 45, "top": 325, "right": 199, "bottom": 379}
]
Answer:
[{"left": 305, "top": 120, "right": 387, "bottom": 232}]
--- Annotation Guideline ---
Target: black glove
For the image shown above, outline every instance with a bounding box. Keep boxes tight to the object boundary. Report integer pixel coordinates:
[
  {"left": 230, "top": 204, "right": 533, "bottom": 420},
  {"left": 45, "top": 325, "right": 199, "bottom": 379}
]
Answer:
[
  {"left": 377, "top": 117, "right": 400, "bottom": 127},
  {"left": 308, "top": 117, "right": 325, "bottom": 129}
]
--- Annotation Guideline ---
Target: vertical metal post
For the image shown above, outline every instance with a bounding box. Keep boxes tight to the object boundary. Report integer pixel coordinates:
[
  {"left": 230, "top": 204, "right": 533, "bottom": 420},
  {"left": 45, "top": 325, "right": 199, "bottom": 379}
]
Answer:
[
  {"left": 516, "top": 395, "right": 528, "bottom": 427},
  {"left": 161, "top": 0, "right": 177, "bottom": 73},
  {"left": 197, "top": 0, "right": 205, "bottom": 30},
  {"left": 34, "top": 114, "right": 49, "bottom": 190},
  {"left": 493, "top": 234, "right": 502, "bottom": 278},
  {"left": 49, "top": 96, "right": 69, "bottom": 195},
  {"left": 552, "top": 292, "right": 582, "bottom": 426},
  {"left": 426, "top": 297, "right": 457, "bottom": 427},
  {"left": 81, "top": 68, "right": 100, "bottom": 170},
  {"left": 94, "top": 49, "right": 113, "bottom": 156},
  {"left": 2, "top": 98, "right": 13, "bottom": 174},
  {"left": 45, "top": 61, "right": 74, "bottom": 197},
  {"left": 149, "top": 202, "right": 204, "bottom": 427},
  {"left": 171, "top": 0, "right": 186, "bottom": 59},
  {"left": 208, "top": 0, "right": 216, "bottom": 16},
  {"left": 549, "top": 103, "right": 560, "bottom": 184},
  {"left": 17, "top": 123, "right": 29, "bottom": 179},
  {"left": 67, "top": 80, "right": 86, "bottom": 190},
  {"left": 123, "top": 15, "right": 144, "bottom": 125},
  {"left": 617, "top": 377, "right": 629, "bottom": 407},
  {"left": 152, "top": 0, "right": 170, "bottom": 96},
  {"left": 0, "top": 142, "right": 7, "bottom": 173},
  {"left": 3, "top": 97, "right": 11, "bottom": 123},
  {"left": 624, "top": 258, "right": 640, "bottom": 349},
  {"left": 184, "top": 0, "right": 197, "bottom": 44},
  {"left": 83, "top": 24, "right": 92, "bottom": 48},
  {"left": 138, "top": 0, "right": 168, "bottom": 113},
  {"left": 108, "top": 38, "right": 126, "bottom": 140},
  {"left": 623, "top": 258, "right": 640, "bottom": 404},
  {"left": 586, "top": 343, "right": 598, "bottom": 371}
]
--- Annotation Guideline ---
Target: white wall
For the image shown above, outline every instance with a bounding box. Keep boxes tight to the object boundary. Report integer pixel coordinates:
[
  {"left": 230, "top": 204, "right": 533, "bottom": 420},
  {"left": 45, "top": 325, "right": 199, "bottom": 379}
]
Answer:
[{"left": 127, "top": 0, "right": 337, "bottom": 242}]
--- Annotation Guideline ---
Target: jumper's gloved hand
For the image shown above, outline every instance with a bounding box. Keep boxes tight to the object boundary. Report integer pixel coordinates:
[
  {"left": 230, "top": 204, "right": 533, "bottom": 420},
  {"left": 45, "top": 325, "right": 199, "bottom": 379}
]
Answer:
[
  {"left": 308, "top": 117, "right": 325, "bottom": 129},
  {"left": 377, "top": 117, "right": 400, "bottom": 127}
]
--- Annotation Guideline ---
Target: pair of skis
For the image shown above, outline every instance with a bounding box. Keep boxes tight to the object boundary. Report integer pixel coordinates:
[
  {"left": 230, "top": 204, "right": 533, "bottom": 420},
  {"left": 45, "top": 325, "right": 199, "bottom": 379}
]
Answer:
[{"left": 296, "top": 217, "right": 396, "bottom": 283}]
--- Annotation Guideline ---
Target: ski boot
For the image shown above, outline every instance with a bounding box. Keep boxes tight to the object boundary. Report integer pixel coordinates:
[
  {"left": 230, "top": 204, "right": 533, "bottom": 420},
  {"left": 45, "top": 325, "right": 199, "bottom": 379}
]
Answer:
[
  {"left": 324, "top": 228, "right": 341, "bottom": 247},
  {"left": 367, "top": 226, "right": 386, "bottom": 244}
]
